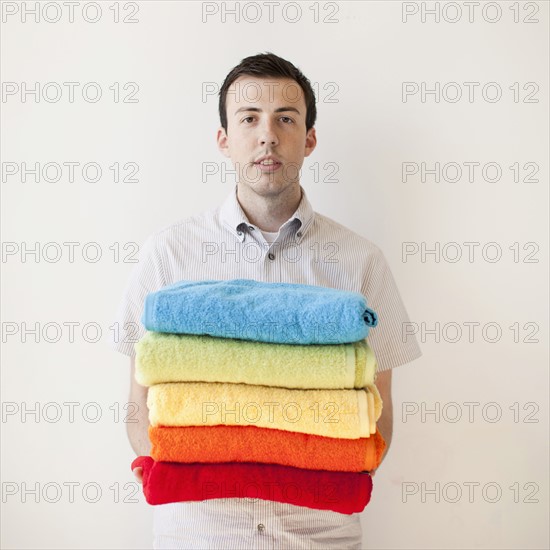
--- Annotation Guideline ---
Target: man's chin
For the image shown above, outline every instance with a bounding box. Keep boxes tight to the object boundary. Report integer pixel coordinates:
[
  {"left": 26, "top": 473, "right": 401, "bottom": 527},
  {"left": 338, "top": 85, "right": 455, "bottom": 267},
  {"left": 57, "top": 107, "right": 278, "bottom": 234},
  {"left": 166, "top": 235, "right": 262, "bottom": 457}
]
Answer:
[{"left": 239, "top": 179, "right": 298, "bottom": 197}]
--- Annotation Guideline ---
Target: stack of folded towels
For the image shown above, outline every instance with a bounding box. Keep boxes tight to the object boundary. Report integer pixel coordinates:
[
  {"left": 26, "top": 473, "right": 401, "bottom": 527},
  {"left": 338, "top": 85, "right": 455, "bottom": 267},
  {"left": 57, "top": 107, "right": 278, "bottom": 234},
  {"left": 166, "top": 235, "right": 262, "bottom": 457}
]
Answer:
[{"left": 131, "top": 279, "right": 384, "bottom": 515}]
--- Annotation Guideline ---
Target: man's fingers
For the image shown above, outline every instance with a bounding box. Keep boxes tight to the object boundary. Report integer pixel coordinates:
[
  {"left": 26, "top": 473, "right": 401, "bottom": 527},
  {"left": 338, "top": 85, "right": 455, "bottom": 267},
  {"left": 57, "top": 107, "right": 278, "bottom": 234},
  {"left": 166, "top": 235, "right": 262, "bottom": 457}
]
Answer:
[{"left": 133, "top": 467, "right": 143, "bottom": 484}]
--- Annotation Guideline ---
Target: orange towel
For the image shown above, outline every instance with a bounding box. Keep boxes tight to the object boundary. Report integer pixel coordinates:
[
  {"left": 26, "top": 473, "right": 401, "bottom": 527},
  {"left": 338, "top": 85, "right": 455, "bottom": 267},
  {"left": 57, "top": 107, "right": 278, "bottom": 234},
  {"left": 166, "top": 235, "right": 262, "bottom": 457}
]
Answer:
[{"left": 149, "top": 424, "right": 386, "bottom": 473}]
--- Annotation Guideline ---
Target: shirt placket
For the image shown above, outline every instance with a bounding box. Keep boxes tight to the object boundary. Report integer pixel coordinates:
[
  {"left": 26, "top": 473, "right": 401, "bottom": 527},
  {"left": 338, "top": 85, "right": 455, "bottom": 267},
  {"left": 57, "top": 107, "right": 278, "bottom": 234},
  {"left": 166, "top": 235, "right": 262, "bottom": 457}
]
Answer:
[
  {"left": 263, "top": 221, "right": 302, "bottom": 283},
  {"left": 252, "top": 498, "right": 275, "bottom": 549},
  {"left": 240, "top": 224, "right": 282, "bottom": 283},
  {"left": 239, "top": 221, "right": 298, "bottom": 549}
]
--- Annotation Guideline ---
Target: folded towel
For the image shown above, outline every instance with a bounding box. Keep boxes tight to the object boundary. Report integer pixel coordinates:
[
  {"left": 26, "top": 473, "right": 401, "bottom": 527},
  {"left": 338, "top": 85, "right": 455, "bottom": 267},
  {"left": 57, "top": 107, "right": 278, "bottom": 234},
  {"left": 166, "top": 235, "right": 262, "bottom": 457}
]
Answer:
[
  {"left": 147, "top": 382, "right": 382, "bottom": 438},
  {"left": 135, "top": 331, "right": 377, "bottom": 389},
  {"left": 149, "top": 425, "right": 386, "bottom": 472},
  {"left": 142, "top": 279, "right": 378, "bottom": 344},
  {"left": 131, "top": 456, "right": 373, "bottom": 514}
]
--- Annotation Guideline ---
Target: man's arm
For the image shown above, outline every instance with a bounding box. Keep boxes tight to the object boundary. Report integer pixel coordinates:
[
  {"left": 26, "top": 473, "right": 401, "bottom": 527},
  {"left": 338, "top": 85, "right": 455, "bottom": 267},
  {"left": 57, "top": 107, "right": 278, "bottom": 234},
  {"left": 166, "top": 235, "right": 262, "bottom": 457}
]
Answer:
[
  {"left": 374, "top": 369, "right": 393, "bottom": 469},
  {"left": 128, "top": 356, "right": 151, "bottom": 457}
]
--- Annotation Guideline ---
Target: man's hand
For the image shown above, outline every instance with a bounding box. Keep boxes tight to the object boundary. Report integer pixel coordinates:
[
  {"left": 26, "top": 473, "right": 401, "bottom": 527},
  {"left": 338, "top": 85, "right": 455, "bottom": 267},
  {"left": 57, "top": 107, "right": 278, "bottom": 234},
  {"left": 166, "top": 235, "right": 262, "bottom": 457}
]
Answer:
[
  {"left": 133, "top": 466, "right": 143, "bottom": 484},
  {"left": 127, "top": 356, "right": 152, "bottom": 457},
  {"left": 373, "top": 369, "right": 393, "bottom": 467}
]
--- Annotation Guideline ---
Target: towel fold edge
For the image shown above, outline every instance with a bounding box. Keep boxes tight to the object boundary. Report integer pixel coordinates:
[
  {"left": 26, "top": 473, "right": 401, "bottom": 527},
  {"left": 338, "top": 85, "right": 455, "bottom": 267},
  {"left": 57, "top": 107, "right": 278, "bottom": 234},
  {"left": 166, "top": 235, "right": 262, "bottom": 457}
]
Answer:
[
  {"left": 345, "top": 344, "right": 356, "bottom": 388},
  {"left": 369, "top": 383, "right": 383, "bottom": 421},
  {"left": 357, "top": 390, "right": 370, "bottom": 437}
]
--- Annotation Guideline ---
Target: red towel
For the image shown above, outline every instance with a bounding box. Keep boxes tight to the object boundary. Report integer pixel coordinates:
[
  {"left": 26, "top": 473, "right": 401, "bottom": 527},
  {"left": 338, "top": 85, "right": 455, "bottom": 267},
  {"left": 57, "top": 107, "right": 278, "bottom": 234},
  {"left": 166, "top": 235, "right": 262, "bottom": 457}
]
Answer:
[{"left": 132, "top": 456, "right": 373, "bottom": 514}]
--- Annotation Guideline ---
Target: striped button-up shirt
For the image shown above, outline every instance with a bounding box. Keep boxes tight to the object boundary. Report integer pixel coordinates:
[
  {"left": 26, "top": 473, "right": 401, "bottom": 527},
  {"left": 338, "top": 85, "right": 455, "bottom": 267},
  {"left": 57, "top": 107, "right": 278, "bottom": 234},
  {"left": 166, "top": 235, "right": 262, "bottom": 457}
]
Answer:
[{"left": 110, "top": 185, "right": 422, "bottom": 549}]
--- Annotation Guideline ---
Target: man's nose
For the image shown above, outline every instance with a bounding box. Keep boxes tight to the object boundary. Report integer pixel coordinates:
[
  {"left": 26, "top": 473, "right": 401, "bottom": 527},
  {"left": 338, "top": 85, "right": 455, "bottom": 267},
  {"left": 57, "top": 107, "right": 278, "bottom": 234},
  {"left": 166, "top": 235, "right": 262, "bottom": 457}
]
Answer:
[{"left": 258, "top": 122, "right": 279, "bottom": 146}]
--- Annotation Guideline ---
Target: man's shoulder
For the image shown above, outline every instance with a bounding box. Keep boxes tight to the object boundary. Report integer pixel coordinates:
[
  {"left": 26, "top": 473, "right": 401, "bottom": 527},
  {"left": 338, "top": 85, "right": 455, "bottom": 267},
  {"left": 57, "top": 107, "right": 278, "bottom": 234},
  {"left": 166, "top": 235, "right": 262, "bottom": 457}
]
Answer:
[
  {"left": 143, "top": 205, "right": 220, "bottom": 246},
  {"left": 312, "top": 210, "right": 384, "bottom": 258}
]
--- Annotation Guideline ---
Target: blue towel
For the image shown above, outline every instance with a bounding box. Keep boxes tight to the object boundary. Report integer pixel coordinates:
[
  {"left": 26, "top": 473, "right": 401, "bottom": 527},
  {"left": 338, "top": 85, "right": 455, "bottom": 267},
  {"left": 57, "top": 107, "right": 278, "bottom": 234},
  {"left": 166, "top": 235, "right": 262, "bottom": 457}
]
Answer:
[{"left": 142, "top": 279, "right": 377, "bottom": 344}]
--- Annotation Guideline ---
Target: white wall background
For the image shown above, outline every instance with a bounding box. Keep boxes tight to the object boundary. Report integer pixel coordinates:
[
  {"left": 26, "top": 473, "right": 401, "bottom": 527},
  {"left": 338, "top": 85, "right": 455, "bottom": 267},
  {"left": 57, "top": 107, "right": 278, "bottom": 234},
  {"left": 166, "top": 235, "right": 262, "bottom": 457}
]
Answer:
[{"left": 2, "top": 1, "right": 548, "bottom": 548}]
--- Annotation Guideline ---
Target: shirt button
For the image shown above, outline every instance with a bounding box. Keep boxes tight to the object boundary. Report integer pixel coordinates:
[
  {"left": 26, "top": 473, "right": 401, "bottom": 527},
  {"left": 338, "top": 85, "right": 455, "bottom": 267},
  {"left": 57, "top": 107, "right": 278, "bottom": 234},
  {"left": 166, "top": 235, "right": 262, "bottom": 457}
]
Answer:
[
  {"left": 268, "top": 253, "right": 275, "bottom": 261},
  {"left": 257, "top": 524, "right": 265, "bottom": 532}
]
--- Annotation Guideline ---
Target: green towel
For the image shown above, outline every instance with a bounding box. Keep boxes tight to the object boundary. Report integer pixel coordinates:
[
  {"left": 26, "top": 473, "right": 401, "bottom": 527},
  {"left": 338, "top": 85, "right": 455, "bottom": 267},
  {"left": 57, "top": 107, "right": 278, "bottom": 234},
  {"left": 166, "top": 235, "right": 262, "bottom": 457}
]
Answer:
[{"left": 135, "top": 332, "right": 377, "bottom": 389}]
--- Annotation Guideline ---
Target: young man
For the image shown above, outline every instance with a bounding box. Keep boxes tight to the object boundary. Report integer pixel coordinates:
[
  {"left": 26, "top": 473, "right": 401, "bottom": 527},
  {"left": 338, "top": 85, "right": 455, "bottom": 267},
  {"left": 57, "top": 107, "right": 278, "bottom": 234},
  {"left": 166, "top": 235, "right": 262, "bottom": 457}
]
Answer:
[{"left": 111, "top": 52, "right": 422, "bottom": 549}]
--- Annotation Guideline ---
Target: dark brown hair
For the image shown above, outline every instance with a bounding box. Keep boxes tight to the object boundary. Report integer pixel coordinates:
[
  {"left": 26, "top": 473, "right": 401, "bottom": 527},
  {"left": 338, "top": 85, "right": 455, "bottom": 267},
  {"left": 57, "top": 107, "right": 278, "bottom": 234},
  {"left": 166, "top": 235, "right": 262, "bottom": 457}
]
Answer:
[{"left": 219, "top": 52, "right": 317, "bottom": 133}]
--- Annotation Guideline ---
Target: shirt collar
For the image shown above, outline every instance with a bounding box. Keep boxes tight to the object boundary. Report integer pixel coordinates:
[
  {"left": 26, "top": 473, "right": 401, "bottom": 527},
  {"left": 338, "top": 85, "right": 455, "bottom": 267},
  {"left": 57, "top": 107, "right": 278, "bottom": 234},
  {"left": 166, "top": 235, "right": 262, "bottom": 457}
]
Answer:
[{"left": 219, "top": 185, "right": 315, "bottom": 244}]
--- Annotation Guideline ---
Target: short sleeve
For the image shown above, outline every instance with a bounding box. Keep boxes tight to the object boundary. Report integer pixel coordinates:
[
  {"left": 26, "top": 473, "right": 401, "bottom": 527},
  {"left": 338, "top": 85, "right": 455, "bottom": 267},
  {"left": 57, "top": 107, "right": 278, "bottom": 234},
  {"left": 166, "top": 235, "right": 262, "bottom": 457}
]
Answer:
[
  {"left": 108, "top": 233, "right": 166, "bottom": 357},
  {"left": 362, "top": 248, "right": 422, "bottom": 372}
]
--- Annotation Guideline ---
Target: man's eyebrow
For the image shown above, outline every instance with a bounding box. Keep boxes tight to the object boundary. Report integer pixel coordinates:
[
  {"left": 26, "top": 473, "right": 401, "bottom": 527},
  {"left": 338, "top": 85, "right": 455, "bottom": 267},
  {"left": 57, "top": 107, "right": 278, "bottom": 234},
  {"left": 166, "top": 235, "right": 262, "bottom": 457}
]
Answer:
[{"left": 234, "top": 106, "right": 301, "bottom": 116}]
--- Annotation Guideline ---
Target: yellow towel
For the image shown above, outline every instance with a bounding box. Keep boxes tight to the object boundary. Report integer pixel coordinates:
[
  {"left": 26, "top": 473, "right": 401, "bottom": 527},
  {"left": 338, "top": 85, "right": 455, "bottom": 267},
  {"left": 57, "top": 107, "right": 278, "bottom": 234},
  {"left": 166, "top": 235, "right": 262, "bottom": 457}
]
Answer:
[
  {"left": 147, "top": 382, "right": 382, "bottom": 439},
  {"left": 135, "top": 332, "right": 376, "bottom": 389}
]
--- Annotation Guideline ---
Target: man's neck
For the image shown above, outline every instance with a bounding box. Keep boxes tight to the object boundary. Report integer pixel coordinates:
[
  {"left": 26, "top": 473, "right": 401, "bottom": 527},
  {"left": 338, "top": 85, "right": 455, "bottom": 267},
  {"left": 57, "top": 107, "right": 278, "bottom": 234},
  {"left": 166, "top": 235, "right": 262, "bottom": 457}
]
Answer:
[{"left": 236, "top": 184, "right": 302, "bottom": 232}]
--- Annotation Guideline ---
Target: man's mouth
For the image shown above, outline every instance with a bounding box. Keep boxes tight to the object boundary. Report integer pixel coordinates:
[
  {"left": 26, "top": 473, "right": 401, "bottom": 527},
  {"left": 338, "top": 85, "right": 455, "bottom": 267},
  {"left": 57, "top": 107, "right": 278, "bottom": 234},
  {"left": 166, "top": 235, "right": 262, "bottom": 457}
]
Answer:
[
  {"left": 254, "top": 154, "right": 282, "bottom": 165},
  {"left": 254, "top": 162, "right": 282, "bottom": 173},
  {"left": 253, "top": 156, "right": 283, "bottom": 172}
]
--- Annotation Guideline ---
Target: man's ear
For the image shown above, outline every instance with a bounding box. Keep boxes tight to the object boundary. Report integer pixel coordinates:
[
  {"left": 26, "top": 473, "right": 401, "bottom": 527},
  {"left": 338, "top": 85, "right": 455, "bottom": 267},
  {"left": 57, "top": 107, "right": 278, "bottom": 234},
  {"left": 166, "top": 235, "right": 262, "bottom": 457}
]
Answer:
[
  {"left": 217, "top": 127, "right": 231, "bottom": 159},
  {"left": 304, "top": 127, "right": 317, "bottom": 158}
]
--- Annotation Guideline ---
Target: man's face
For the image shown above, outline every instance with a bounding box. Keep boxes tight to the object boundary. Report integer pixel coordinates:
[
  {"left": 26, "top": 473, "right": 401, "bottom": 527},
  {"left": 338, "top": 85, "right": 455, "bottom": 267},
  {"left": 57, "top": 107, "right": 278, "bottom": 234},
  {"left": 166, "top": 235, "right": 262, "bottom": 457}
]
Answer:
[{"left": 217, "top": 76, "right": 317, "bottom": 197}]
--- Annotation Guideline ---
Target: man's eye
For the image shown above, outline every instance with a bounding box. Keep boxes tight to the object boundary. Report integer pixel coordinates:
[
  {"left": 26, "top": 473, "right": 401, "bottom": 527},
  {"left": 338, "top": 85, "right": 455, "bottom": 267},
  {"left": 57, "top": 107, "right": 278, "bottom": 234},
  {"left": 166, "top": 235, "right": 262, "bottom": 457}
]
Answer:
[
  {"left": 243, "top": 116, "right": 255, "bottom": 123},
  {"left": 281, "top": 117, "right": 293, "bottom": 124}
]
